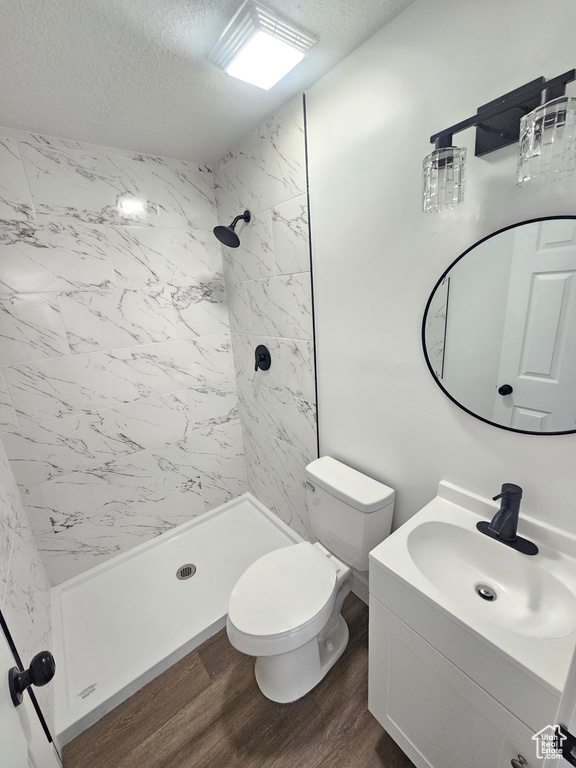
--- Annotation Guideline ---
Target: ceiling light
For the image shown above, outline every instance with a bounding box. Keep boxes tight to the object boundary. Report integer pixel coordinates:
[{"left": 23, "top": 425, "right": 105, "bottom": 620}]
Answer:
[{"left": 209, "top": 1, "right": 318, "bottom": 91}]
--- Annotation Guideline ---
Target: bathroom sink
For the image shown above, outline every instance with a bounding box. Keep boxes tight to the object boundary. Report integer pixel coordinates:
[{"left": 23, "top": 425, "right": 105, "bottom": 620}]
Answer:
[
  {"left": 369, "top": 480, "right": 576, "bottom": 693},
  {"left": 407, "top": 520, "right": 576, "bottom": 638}
]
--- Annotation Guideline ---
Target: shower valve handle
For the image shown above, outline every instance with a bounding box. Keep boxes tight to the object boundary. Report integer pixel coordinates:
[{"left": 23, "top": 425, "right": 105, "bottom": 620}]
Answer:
[{"left": 254, "top": 345, "right": 271, "bottom": 372}]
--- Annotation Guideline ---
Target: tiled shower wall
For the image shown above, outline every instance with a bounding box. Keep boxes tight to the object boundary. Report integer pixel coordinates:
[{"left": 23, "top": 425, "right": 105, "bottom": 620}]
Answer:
[
  {"left": 214, "top": 96, "right": 318, "bottom": 538},
  {"left": 0, "top": 129, "right": 246, "bottom": 585},
  {"left": 0, "top": 440, "right": 53, "bottom": 729}
]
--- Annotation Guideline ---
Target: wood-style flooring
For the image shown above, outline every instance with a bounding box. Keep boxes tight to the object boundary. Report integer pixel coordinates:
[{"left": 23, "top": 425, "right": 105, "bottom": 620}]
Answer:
[{"left": 63, "top": 594, "right": 415, "bottom": 768}]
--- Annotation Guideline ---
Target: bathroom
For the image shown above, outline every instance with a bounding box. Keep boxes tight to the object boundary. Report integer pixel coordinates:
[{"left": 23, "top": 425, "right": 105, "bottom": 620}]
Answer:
[{"left": 2, "top": 0, "right": 576, "bottom": 765}]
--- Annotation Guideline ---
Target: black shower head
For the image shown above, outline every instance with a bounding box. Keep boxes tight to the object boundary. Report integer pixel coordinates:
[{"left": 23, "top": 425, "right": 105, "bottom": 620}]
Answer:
[{"left": 213, "top": 210, "right": 251, "bottom": 248}]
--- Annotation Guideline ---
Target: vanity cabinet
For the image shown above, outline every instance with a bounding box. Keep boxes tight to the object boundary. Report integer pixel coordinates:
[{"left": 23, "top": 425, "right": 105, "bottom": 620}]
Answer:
[{"left": 369, "top": 598, "right": 538, "bottom": 768}]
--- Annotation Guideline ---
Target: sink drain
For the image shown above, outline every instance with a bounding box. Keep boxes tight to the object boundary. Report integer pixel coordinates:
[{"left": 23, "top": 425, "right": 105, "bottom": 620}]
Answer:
[
  {"left": 475, "top": 583, "right": 497, "bottom": 601},
  {"left": 176, "top": 563, "right": 196, "bottom": 580}
]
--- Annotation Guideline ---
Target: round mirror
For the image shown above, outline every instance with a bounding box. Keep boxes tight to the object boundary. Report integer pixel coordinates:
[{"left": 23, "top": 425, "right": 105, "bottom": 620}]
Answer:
[{"left": 422, "top": 216, "right": 576, "bottom": 435}]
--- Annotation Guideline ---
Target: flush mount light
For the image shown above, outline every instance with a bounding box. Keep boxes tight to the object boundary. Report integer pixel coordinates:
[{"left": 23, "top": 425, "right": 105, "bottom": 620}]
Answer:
[
  {"left": 209, "top": 1, "right": 318, "bottom": 90},
  {"left": 423, "top": 69, "right": 576, "bottom": 212}
]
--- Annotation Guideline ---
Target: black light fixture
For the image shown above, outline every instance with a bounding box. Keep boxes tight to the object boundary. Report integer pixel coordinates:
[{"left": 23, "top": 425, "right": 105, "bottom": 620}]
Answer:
[{"left": 423, "top": 69, "right": 576, "bottom": 212}]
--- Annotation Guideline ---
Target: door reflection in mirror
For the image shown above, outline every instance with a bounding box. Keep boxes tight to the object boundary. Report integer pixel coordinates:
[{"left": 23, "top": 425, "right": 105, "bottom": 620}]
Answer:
[{"left": 423, "top": 217, "right": 576, "bottom": 434}]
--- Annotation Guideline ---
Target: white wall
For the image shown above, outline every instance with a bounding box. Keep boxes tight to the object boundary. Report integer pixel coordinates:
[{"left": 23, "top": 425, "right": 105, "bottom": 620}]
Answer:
[{"left": 306, "top": 0, "right": 576, "bottom": 532}]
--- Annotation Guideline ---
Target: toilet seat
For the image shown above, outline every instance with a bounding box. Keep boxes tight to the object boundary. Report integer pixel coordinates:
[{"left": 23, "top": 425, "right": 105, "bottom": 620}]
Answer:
[{"left": 227, "top": 542, "right": 339, "bottom": 656}]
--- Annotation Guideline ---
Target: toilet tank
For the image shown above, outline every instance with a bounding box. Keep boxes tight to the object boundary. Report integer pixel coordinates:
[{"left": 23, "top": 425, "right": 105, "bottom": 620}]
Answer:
[{"left": 305, "top": 457, "right": 395, "bottom": 571}]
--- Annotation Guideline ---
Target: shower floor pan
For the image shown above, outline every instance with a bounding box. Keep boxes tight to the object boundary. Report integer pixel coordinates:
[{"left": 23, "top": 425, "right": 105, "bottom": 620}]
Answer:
[{"left": 52, "top": 493, "right": 301, "bottom": 746}]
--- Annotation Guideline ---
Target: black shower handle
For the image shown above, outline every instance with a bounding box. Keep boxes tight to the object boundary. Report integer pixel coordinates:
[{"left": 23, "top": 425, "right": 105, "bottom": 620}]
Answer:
[{"left": 254, "top": 345, "right": 271, "bottom": 372}]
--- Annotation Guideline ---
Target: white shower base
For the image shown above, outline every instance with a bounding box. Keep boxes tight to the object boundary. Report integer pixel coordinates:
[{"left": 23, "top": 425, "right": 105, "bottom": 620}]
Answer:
[{"left": 51, "top": 493, "right": 302, "bottom": 746}]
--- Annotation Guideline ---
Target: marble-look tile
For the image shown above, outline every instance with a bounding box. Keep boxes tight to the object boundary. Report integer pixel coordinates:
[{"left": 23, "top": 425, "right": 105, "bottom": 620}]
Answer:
[
  {"left": 57, "top": 287, "right": 195, "bottom": 353},
  {"left": 145, "top": 156, "right": 217, "bottom": 230},
  {"left": 86, "top": 391, "right": 193, "bottom": 462},
  {"left": 214, "top": 96, "right": 306, "bottom": 219},
  {"left": 214, "top": 96, "right": 306, "bottom": 220},
  {"left": 4, "top": 349, "right": 139, "bottom": 427},
  {"left": 0, "top": 138, "right": 34, "bottom": 220},
  {"left": 4, "top": 519, "right": 52, "bottom": 661},
  {"left": 245, "top": 273, "right": 313, "bottom": 339},
  {"left": 0, "top": 441, "right": 52, "bottom": 676},
  {"left": 19, "top": 142, "right": 158, "bottom": 225},
  {"left": 0, "top": 220, "right": 114, "bottom": 293},
  {"left": 185, "top": 379, "right": 238, "bottom": 429},
  {"left": 0, "top": 293, "right": 71, "bottom": 363},
  {"left": 212, "top": 168, "right": 241, "bottom": 233},
  {"left": 39, "top": 440, "right": 201, "bottom": 520},
  {"left": 242, "top": 422, "right": 313, "bottom": 539},
  {"left": 237, "top": 379, "right": 317, "bottom": 456},
  {"left": 107, "top": 226, "right": 223, "bottom": 288},
  {"left": 131, "top": 334, "right": 235, "bottom": 398},
  {"left": 1, "top": 415, "right": 97, "bottom": 487},
  {"left": 184, "top": 419, "right": 244, "bottom": 474},
  {"left": 169, "top": 282, "right": 230, "bottom": 338},
  {"left": 257, "top": 95, "right": 305, "bottom": 144},
  {"left": 232, "top": 333, "right": 315, "bottom": 401},
  {"left": 271, "top": 195, "right": 310, "bottom": 275},
  {"left": 0, "top": 476, "right": 14, "bottom": 607},
  {"left": 221, "top": 208, "right": 274, "bottom": 284},
  {"left": 0, "top": 368, "right": 19, "bottom": 433},
  {"left": 225, "top": 281, "right": 250, "bottom": 336},
  {"left": 0, "top": 126, "right": 89, "bottom": 151},
  {"left": 38, "top": 479, "right": 205, "bottom": 585},
  {"left": 201, "top": 471, "right": 248, "bottom": 510},
  {"left": 184, "top": 420, "right": 247, "bottom": 508},
  {"left": 19, "top": 485, "right": 50, "bottom": 546}
]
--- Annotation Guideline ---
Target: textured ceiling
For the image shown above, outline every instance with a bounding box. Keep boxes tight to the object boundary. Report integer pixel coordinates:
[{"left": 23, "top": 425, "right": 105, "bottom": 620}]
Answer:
[{"left": 0, "top": 0, "right": 414, "bottom": 162}]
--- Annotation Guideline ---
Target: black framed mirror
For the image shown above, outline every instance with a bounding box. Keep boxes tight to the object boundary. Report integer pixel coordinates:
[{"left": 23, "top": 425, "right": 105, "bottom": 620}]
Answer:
[{"left": 422, "top": 216, "right": 576, "bottom": 435}]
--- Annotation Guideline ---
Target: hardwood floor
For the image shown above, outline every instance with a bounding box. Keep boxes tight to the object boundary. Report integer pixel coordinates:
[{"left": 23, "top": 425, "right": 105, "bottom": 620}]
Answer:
[{"left": 63, "top": 594, "right": 415, "bottom": 768}]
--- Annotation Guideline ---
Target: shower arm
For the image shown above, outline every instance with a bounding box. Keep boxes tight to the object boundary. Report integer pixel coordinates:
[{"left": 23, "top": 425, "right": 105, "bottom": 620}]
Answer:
[{"left": 231, "top": 211, "right": 251, "bottom": 228}]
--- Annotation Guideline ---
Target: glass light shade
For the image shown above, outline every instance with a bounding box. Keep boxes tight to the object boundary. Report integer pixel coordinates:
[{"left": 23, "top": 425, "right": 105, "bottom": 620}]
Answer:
[
  {"left": 226, "top": 30, "right": 305, "bottom": 90},
  {"left": 517, "top": 96, "right": 576, "bottom": 186},
  {"left": 422, "top": 147, "right": 466, "bottom": 213}
]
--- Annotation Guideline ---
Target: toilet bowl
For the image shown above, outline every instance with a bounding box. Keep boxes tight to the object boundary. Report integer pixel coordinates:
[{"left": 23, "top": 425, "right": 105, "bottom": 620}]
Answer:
[
  {"left": 227, "top": 541, "right": 353, "bottom": 703},
  {"left": 227, "top": 457, "right": 395, "bottom": 703}
]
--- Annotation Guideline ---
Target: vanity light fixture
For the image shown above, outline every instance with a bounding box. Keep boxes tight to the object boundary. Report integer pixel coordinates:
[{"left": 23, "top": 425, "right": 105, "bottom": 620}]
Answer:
[
  {"left": 423, "top": 69, "right": 576, "bottom": 212},
  {"left": 209, "top": 1, "right": 318, "bottom": 91}
]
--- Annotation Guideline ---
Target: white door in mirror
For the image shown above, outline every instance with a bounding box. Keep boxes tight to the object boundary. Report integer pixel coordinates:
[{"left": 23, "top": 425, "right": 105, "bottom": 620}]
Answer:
[{"left": 494, "top": 219, "right": 576, "bottom": 432}]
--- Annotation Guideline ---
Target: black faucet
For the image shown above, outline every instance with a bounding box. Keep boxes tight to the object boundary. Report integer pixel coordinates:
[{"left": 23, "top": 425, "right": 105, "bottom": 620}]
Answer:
[{"left": 476, "top": 483, "right": 539, "bottom": 555}]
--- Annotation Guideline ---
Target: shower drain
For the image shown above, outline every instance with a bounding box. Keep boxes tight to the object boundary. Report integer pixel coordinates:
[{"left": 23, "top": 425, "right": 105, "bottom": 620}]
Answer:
[{"left": 176, "top": 563, "right": 197, "bottom": 580}]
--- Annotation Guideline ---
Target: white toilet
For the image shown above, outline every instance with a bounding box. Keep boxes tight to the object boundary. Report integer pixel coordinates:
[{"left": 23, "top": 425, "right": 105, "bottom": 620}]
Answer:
[{"left": 226, "top": 456, "right": 395, "bottom": 703}]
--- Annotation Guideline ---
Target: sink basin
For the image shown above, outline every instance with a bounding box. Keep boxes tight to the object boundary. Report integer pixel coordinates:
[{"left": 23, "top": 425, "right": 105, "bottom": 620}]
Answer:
[
  {"left": 369, "top": 480, "right": 576, "bottom": 693},
  {"left": 407, "top": 520, "right": 576, "bottom": 638}
]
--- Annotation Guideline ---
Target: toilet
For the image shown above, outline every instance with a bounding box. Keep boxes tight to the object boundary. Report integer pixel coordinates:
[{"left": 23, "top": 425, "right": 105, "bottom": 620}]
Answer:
[{"left": 226, "top": 456, "right": 395, "bottom": 703}]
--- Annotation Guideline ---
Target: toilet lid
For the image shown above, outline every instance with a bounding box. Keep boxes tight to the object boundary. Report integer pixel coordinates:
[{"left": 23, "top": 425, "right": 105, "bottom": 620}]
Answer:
[{"left": 228, "top": 543, "right": 338, "bottom": 637}]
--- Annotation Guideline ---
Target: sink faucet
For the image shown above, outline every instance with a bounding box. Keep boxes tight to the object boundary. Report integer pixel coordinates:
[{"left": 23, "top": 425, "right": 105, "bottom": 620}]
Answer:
[
  {"left": 476, "top": 483, "right": 539, "bottom": 555},
  {"left": 488, "top": 483, "right": 523, "bottom": 541}
]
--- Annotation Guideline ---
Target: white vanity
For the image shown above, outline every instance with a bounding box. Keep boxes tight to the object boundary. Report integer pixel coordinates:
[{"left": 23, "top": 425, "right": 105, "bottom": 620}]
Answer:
[{"left": 368, "top": 481, "right": 576, "bottom": 768}]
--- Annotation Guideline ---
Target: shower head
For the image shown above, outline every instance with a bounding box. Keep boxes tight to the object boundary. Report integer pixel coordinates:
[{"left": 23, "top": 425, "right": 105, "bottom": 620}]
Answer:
[{"left": 213, "top": 210, "right": 251, "bottom": 248}]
